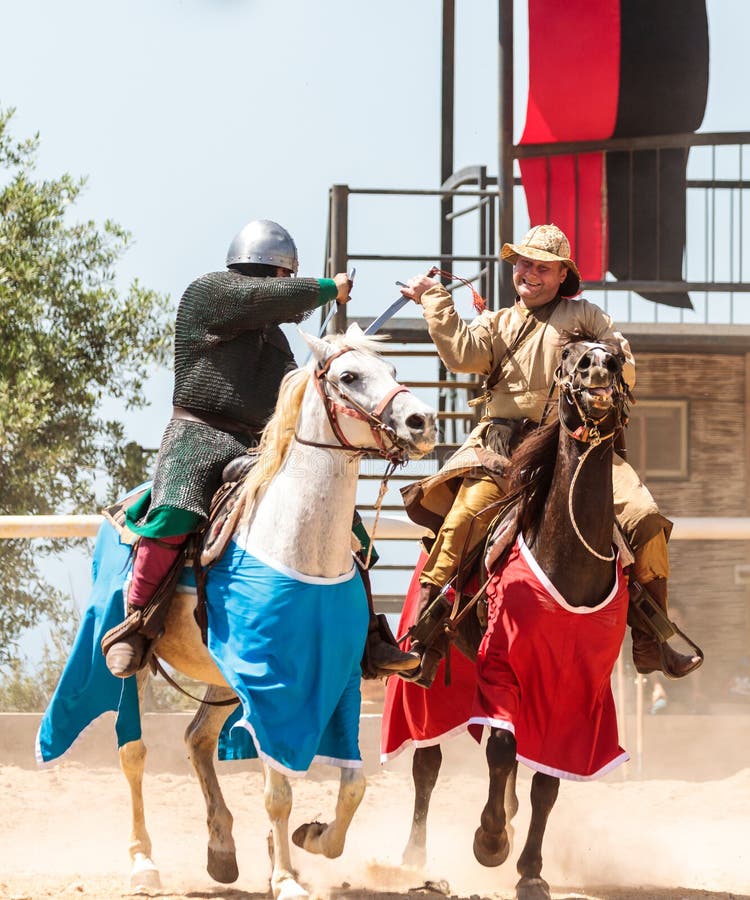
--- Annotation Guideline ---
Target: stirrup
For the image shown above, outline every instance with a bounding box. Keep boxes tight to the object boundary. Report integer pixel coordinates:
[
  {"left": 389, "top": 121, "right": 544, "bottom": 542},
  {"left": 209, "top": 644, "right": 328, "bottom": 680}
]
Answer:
[
  {"left": 396, "top": 640, "right": 448, "bottom": 689},
  {"left": 101, "top": 607, "right": 144, "bottom": 658},
  {"left": 628, "top": 581, "right": 704, "bottom": 679}
]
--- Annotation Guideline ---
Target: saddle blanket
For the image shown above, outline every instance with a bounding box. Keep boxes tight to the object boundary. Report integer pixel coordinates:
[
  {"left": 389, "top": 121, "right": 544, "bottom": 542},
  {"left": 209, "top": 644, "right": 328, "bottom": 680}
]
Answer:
[
  {"left": 36, "top": 509, "right": 143, "bottom": 765},
  {"left": 381, "top": 552, "right": 478, "bottom": 761},
  {"left": 36, "top": 502, "right": 368, "bottom": 775},
  {"left": 468, "top": 535, "right": 629, "bottom": 780},
  {"left": 205, "top": 540, "right": 369, "bottom": 775}
]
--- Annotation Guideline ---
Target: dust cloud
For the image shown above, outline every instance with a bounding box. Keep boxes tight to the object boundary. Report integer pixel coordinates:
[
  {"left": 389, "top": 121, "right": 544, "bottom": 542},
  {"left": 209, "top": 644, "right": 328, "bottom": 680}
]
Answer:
[{"left": 0, "top": 720, "right": 748, "bottom": 900}]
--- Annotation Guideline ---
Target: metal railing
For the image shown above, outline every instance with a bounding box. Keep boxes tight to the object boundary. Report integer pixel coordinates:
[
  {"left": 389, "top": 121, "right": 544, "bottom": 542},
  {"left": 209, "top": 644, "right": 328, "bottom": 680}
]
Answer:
[{"left": 514, "top": 131, "right": 750, "bottom": 323}]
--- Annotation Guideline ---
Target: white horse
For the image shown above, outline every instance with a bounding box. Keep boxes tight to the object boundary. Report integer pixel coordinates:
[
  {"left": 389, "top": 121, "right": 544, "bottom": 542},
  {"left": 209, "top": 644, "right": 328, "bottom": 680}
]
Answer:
[{"left": 119, "top": 324, "right": 436, "bottom": 898}]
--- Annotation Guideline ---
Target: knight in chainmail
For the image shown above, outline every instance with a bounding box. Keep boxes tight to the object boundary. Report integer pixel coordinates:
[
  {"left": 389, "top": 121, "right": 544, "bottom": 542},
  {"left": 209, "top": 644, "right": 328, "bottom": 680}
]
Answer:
[{"left": 104, "top": 219, "right": 419, "bottom": 679}]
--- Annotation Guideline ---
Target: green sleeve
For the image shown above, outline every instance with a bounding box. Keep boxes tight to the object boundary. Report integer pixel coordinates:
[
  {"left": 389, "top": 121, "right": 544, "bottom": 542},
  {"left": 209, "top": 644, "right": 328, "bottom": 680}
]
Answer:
[
  {"left": 317, "top": 278, "right": 339, "bottom": 305},
  {"left": 352, "top": 517, "right": 380, "bottom": 569}
]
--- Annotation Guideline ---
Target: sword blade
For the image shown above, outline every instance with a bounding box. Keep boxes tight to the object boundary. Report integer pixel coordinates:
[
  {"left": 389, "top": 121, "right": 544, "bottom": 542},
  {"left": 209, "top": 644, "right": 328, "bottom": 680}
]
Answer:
[
  {"left": 317, "top": 301, "right": 339, "bottom": 338},
  {"left": 364, "top": 295, "right": 412, "bottom": 335}
]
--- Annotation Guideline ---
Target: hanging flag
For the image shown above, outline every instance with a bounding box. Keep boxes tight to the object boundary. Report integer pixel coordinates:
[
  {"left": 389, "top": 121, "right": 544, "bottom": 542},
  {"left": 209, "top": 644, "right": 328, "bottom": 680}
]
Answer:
[{"left": 518, "top": 0, "right": 709, "bottom": 309}]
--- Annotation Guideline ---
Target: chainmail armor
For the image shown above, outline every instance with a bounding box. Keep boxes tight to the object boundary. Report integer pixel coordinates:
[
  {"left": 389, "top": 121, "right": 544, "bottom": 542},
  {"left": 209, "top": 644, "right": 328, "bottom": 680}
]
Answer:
[
  {"left": 147, "top": 419, "right": 252, "bottom": 520},
  {"left": 173, "top": 270, "right": 324, "bottom": 426},
  {"left": 134, "top": 271, "right": 327, "bottom": 528}
]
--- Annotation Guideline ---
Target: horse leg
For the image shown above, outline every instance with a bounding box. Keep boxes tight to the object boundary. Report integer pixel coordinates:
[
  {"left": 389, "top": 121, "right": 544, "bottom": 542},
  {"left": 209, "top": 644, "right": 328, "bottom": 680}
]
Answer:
[
  {"left": 504, "top": 759, "right": 519, "bottom": 855},
  {"left": 292, "top": 766, "right": 366, "bottom": 859},
  {"left": 184, "top": 686, "right": 239, "bottom": 884},
  {"left": 473, "top": 727, "right": 517, "bottom": 867},
  {"left": 514, "top": 772, "right": 559, "bottom": 900},
  {"left": 402, "top": 744, "right": 442, "bottom": 868},
  {"left": 119, "top": 670, "right": 160, "bottom": 891},
  {"left": 264, "top": 766, "right": 308, "bottom": 900}
]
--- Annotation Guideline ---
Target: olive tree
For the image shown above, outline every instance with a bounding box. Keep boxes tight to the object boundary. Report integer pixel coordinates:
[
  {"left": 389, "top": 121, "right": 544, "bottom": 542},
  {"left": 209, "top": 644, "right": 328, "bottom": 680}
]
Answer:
[{"left": 0, "top": 107, "right": 173, "bottom": 665}]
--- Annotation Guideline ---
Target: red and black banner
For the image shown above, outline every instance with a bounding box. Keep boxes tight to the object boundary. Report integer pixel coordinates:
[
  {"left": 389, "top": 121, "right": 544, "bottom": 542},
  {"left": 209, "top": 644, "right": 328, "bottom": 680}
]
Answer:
[{"left": 518, "top": 0, "right": 709, "bottom": 309}]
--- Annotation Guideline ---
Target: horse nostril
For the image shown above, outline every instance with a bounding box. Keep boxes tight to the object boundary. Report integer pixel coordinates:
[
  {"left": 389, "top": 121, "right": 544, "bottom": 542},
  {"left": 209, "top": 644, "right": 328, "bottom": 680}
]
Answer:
[{"left": 405, "top": 413, "right": 426, "bottom": 431}]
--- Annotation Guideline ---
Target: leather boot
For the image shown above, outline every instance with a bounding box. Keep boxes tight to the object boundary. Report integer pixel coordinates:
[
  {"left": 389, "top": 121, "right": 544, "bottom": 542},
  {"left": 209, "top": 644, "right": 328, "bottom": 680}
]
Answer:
[
  {"left": 357, "top": 564, "right": 419, "bottom": 677},
  {"left": 364, "top": 614, "right": 420, "bottom": 673},
  {"left": 103, "top": 534, "right": 188, "bottom": 679},
  {"left": 630, "top": 578, "right": 702, "bottom": 679},
  {"left": 408, "top": 582, "right": 445, "bottom": 657},
  {"left": 414, "top": 581, "right": 440, "bottom": 624},
  {"left": 104, "top": 606, "right": 151, "bottom": 678}
]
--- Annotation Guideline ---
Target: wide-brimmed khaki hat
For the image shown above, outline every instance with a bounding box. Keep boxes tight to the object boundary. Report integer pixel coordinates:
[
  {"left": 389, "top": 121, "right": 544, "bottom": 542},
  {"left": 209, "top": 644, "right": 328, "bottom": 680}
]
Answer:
[{"left": 501, "top": 223, "right": 581, "bottom": 298}]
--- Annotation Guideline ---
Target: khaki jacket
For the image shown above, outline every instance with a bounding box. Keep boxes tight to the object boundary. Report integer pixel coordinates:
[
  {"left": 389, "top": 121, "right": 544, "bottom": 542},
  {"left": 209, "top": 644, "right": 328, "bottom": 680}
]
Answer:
[
  {"left": 402, "top": 286, "right": 642, "bottom": 535},
  {"left": 421, "top": 284, "right": 635, "bottom": 429}
]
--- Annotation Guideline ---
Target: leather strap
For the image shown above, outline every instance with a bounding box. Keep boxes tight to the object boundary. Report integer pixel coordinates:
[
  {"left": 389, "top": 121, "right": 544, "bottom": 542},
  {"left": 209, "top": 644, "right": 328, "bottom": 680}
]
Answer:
[
  {"left": 152, "top": 657, "right": 240, "bottom": 707},
  {"left": 470, "top": 299, "right": 561, "bottom": 410},
  {"left": 172, "top": 406, "right": 263, "bottom": 440}
]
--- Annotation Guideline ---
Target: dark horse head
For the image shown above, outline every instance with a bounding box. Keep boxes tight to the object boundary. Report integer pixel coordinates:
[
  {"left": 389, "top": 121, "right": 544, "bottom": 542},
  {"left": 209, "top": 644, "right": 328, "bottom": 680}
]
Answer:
[{"left": 507, "top": 330, "right": 631, "bottom": 544}]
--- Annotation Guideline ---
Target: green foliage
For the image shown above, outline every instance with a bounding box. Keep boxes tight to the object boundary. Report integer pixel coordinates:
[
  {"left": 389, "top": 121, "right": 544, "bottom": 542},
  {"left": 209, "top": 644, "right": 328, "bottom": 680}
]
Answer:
[
  {"left": 0, "top": 107, "right": 173, "bottom": 664},
  {"left": 0, "top": 600, "right": 80, "bottom": 710}
]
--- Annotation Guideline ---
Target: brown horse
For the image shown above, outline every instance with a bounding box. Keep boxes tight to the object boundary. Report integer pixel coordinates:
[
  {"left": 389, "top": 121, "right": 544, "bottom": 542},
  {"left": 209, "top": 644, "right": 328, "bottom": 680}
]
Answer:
[{"left": 397, "top": 332, "right": 631, "bottom": 900}]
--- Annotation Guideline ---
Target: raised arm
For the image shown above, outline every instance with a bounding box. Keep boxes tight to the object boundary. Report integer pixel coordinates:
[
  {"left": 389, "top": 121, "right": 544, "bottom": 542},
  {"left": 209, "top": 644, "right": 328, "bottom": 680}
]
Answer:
[{"left": 401, "top": 276, "right": 494, "bottom": 375}]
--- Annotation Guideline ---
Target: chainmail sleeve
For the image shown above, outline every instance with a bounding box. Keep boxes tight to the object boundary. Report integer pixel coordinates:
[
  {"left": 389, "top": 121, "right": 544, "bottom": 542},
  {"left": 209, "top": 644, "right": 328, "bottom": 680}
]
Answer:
[{"left": 172, "top": 271, "right": 331, "bottom": 426}]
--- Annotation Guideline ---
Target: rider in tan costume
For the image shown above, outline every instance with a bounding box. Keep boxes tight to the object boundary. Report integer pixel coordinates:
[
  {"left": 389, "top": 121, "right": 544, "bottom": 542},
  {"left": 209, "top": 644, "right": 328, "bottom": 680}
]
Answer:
[{"left": 399, "top": 224, "right": 701, "bottom": 679}]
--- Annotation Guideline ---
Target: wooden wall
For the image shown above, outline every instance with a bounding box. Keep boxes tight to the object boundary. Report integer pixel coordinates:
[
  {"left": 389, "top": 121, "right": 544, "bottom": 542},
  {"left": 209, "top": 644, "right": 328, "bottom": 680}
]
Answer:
[{"left": 631, "top": 344, "right": 750, "bottom": 704}]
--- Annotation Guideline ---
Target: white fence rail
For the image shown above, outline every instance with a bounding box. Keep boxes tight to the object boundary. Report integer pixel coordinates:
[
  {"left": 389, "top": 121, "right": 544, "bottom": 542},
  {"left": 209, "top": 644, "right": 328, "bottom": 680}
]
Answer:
[{"left": 2, "top": 514, "right": 750, "bottom": 541}]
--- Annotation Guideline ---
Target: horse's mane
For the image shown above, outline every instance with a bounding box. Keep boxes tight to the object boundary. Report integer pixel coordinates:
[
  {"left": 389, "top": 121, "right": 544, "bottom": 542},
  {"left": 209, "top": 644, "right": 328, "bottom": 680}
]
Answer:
[
  {"left": 505, "top": 328, "right": 623, "bottom": 541},
  {"left": 238, "top": 329, "right": 388, "bottom": 521}
]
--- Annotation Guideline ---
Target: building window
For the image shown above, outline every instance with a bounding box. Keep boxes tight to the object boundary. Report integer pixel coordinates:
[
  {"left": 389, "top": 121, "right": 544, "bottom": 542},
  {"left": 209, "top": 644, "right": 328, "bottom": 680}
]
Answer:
[{"left": 625, "top": 400, "right": 688, "bottom": 480}]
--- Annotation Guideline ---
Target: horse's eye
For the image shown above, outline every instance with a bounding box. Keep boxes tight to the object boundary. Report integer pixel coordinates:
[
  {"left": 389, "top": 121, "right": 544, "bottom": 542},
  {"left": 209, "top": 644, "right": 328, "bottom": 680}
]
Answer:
[
  {"left": 561, "top": 348, "right": 570, "bottom": 360},
  {"left": 339, "top": 371, "right": 357, "bottom": 385}
]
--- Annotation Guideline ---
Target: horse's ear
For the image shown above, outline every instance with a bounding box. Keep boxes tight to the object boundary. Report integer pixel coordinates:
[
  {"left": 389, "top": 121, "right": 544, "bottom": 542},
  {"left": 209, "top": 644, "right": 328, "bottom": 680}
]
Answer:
[
  {"left": 299, "top": 330, "right": 332, "bottom": 364},
  {"left": 344, "top": 322, "right": 364, "bottom": 341}
]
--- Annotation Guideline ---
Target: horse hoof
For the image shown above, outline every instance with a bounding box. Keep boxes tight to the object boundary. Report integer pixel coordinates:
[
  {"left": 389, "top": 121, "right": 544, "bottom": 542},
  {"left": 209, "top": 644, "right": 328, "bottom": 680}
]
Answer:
[
  {"left": 291, "top": 821, "right": 326, "bottom": 851},
  {"left": 515, "top": 876, "right": 551, "bottom": 900},
  {"left": 472, "top": 826, "right": 510, "bottom": 867},
  {"left": 207, "top": 846, "right": 239, "bottom": 883},
  {"left": 273, "top": 874, "right": 309, "bottom": 900},
  {"left": 130, "top": 856, "right": 161, "bottom": 891}
]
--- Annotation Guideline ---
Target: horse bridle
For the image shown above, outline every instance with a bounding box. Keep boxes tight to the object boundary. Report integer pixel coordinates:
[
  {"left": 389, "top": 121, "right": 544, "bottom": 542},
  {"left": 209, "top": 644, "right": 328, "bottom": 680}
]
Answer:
[
  {"left": 554, "top": 342, "right": 628, "bottom": 448},
  {"left": 554, "top": 342, "right": 628, "bottom": 562},
  {"left": 293, "top": 346, "right": 412, "bottom": 465}
]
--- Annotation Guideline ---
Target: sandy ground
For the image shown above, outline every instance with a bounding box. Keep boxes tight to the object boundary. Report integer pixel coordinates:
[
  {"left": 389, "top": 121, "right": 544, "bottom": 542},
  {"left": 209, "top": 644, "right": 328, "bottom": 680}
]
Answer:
[{"left": 0, "top": 755, "right": 748, "bottom": 900}]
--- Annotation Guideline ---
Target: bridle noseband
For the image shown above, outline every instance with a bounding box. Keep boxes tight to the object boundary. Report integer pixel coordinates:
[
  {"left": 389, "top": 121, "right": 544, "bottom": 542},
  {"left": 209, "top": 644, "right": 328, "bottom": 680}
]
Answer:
[{"left": 294, "top": 346, "right": 412, "bottom": 465}]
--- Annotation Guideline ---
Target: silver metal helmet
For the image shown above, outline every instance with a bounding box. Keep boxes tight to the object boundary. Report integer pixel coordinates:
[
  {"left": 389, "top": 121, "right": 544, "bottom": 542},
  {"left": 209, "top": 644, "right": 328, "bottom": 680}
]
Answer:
[{"left": 225, "top": 219, "right": 299, "bottom": 274}]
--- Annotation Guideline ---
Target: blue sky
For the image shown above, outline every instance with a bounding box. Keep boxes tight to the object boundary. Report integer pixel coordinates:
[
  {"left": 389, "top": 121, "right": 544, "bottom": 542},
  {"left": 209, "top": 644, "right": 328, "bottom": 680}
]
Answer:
[
  {"left": 2, "top": 0, "right": 747, "bottom": 659},
  {"left": 3, "top": 0, "right": 520, "bottom": 446}
]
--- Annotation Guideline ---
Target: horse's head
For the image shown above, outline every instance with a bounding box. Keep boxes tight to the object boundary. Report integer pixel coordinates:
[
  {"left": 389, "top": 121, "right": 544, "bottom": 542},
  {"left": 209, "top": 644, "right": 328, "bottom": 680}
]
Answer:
[
  {"left": 301, "top": 324, "right": 436, "bottom": 461},
  {"left": 555, "top": 333, "right": 629, "bottom": 444}
]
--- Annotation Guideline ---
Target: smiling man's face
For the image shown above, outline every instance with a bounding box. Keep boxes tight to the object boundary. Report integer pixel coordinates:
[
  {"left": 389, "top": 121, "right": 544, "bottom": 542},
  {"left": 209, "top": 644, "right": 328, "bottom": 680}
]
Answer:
[{"left": 512, "top": 256, "right": 567, "bottom": 309}]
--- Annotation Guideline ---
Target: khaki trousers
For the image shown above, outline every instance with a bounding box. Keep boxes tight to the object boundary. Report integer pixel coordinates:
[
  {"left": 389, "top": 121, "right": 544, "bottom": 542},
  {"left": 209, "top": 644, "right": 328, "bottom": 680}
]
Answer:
[{"left": 420, "top": 455, "right": 669, "bottom": 589}]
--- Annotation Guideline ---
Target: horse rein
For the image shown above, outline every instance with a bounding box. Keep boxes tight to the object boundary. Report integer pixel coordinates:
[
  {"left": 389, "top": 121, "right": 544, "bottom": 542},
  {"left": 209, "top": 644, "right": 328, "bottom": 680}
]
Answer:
[{"left": 294, "top": 346, "right": 412, "bottom": 464}]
